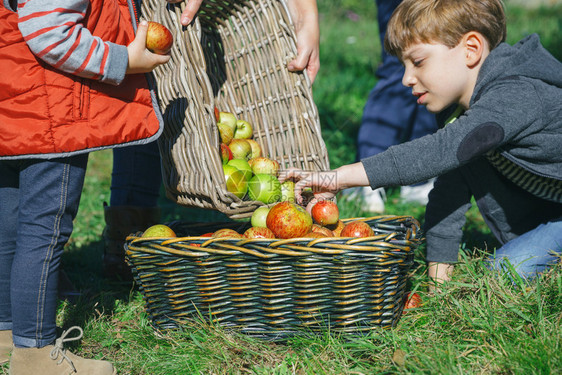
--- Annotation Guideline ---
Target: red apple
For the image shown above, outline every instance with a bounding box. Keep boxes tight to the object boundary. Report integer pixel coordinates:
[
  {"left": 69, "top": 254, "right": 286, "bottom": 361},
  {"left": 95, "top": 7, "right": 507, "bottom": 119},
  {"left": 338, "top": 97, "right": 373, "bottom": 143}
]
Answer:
[
  {"left": 214, "top": 107, "right": 220, "bottom": 122},
  {"left": 266, "top": 201, "right": 313, "bottom": 239},
  {"left": 311, "top": 224, "right": 335, "bottom": 237},
  {"left": 200, "top": 232, "right": 214, "bottom": 237},
  {"left": 403, "top": 292, "right": 422, "bottom": 314},
  {"left": 251, "top": 206, "right": 270, "bottom": 228},
  {"left": 228, "top": 139, "right": 252, "bottom": 160},
  {"left": 220, "top": 143, "right": 233, "bottom": 165},
  {"left": 311, "top": 200, "right": 339, "bottom": 226},
  {"left": 213, "top": 228, "right": 242, "bottom": 238},
  {"left": 303, "top": 231, "right": 327, "bottom": 238},
  {"left": 248, "top": 173, "right": 281, "bottom": 204},
  {"left": 146, "top": 21, "right": 173, "bottom": 55},
  {"left": 218, "top": 111, "right": 237, "bottom": 133},
  {"left": 340, "top": 221, "right": 375, "bottom": 238},
  {"left": 248, "top": 157, "right": 279, "bottom": 176},
  {"left": 243, "top": 227, "right": 275, "bottom": 239},
  {"left": 233, "top": 119, "right": 253, "bottom": 139},
  {"left": 223, "top": 165, "right": 248, "bottom": 199},
  {"left": 246, "top": 139, "right": 262, "bottom": 159}
]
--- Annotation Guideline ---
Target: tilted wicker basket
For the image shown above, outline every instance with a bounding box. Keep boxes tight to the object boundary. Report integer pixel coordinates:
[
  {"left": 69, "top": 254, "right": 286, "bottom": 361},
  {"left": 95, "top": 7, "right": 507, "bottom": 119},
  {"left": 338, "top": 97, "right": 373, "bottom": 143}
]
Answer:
[
  {"left": 142, "top": 0, "right": 329, "bottom": 219},
  {"left": 126, "top": 215, "right": 422, "bottom": 339}
]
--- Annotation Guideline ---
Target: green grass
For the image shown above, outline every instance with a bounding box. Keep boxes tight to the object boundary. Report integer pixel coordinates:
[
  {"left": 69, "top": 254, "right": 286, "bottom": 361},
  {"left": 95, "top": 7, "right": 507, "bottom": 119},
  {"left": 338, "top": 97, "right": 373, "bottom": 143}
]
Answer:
[{"left": 2, "top": 2, "right": 562, "bottom": 374}]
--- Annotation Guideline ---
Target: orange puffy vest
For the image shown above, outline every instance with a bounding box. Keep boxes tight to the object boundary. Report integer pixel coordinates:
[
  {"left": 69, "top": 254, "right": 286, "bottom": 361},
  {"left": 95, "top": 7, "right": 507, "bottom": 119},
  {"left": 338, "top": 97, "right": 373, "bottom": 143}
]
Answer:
[{"left": 0, "top": 0, "right": 163, "bottom": 159}]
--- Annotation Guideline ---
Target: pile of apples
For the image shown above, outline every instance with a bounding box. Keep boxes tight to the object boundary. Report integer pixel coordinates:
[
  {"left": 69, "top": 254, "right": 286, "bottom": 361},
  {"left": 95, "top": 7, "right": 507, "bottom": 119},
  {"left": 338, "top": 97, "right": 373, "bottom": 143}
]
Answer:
[
  {"left": 216, "top": 109, "right": 294, "bottom": 204},
  {"left": 211, "top": 200, "right": 377, "bottom": 240}
]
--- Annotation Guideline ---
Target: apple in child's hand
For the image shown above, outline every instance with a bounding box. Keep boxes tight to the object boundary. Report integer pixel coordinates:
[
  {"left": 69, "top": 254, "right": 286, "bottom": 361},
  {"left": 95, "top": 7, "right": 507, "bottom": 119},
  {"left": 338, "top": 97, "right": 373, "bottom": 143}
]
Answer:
[
  {"left": 234, "top": 119, "right": 253, "bottom": 139},
  {"left": 223, "top": 165, "right": 248, "bottom": 199},
  {"left": 228, "top": 139, "right": 252, "bottom": 160},
  {"left": 218, "top": 111, "right": 237, "bottom": 132},
  {"left": 311, "top": 200, "right": 339, "bottom": 226},
  {"left": 243, "top": 226, "right": 275, "bottom": 239},
  {"left": 220, "top": 143, "right": 233, "bottom": 165},
  {"left": 141, "top": 224, "right": 176, "bottom": 238},
  {"left": 248, "top": 157, "right": 279, "bottom": 176},
  {"left": 340, "top": 220, "right": 374, "bottom": 238},
  {"left": 146, "top": 21, "right": 173, "bottom": 55},
  {"left": 266, "top": 201, "right": 312, "bottom": 239},
  {"left": 246, "top": 139, "right": 262, "bottom": 159},
  {"left": 251, "top": 206, "right": 271, "bottom": 228},
  {"left": 213, "top": 228, "right": 242, "bottom": 238},
  {"left": 248, "top": 173, "right": 281, "bottom": 204}
]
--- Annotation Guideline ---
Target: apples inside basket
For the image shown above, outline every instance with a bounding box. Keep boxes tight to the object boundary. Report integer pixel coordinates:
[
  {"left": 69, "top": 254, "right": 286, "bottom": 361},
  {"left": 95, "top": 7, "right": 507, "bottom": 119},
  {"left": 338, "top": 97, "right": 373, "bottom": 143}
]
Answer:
[{"left": 142, "top": 0, "right": 329, "bottom": 219}]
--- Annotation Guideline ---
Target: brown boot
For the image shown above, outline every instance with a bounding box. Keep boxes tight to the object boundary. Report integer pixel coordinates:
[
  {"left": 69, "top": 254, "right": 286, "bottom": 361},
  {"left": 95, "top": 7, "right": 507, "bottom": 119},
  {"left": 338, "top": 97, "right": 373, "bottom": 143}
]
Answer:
[
  {"left": 102, "top": 203, "right": 161, "bottom": 281},
  {"left": 0, "top": 330, "right": 12, "bottom": 364},
  {"left": 9, "top": 327, "right": 115, "bottom": 375}
]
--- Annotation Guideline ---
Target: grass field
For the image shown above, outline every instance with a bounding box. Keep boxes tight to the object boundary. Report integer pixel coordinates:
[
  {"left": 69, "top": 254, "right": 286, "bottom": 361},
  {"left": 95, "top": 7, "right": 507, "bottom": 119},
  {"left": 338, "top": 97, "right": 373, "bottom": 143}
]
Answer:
[{"left": 2, "top": 1, "right": 562, "bottom": 374}]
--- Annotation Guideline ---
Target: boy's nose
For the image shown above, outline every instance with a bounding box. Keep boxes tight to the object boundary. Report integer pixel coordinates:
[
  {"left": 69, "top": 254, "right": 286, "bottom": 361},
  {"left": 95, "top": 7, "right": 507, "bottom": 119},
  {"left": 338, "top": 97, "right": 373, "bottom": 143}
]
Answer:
[{"left": 402, "top": 68, "right": 416, "bottom": 87}]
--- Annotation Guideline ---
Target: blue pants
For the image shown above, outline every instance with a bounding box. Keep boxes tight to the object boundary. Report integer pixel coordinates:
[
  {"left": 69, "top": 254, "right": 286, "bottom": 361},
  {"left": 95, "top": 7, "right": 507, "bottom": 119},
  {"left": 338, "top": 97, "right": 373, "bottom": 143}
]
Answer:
[
  {"left": 356, "top": 0, "right": 438, "bottom": 161},
  {"left": 110, "top": 142, "right": 161, "bottom": 207},
  {"left": 487, "top": 220, "right": 562, "bottom": 280},
  {"left": 0, "top": 155, "right": 88, "bottom": 347}
]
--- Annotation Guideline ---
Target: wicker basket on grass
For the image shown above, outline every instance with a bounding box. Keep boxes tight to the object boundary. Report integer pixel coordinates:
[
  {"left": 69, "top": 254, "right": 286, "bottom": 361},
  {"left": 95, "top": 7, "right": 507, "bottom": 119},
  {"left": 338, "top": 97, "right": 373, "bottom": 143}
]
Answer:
[
  {"left": 142, "top": 0, "right": 329, "bottom": 219},
  {"left": 126, "top": 215, "right": 422, "bottom": 339}
]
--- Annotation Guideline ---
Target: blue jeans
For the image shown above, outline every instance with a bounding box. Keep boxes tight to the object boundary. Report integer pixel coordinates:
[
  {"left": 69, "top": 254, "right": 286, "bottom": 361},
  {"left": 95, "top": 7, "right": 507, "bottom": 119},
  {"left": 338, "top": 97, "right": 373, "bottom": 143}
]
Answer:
[
  {"left": 110, "top": 142, "right": 161, "bottom": 207},
  {"left": 0, "top": 155, "right": 88, "bottom": 348},
  {"left": 487, "top": 220, "right": 562, "bottom": 280}
]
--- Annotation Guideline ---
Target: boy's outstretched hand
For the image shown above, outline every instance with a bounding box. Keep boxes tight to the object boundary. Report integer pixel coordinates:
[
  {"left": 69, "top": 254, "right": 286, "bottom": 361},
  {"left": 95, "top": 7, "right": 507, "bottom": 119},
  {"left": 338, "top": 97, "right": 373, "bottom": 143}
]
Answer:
[
  {"left": 280, "top": 162, "right": 370, "bottom": 211},
  {"left": 126, "top": 21, "right": 171, "bottom": 74}
]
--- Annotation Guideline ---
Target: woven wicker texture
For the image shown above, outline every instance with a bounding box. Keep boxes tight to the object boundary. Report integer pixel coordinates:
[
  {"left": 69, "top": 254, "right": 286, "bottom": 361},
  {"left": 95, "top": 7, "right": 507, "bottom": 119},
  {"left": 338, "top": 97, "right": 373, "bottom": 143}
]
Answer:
[
  {"left": 126, "top": 215, "right": 421, "bottom": 339},
  {"left": 142, "top": 0, "right": 329, "bottom": 219}
]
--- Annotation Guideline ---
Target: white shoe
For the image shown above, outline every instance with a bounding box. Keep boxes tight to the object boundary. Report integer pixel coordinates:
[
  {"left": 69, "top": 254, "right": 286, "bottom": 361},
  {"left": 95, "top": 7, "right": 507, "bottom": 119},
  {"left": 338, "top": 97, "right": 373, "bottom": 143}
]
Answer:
[
  {"left": 400, "top": 179, "right": 435, "bottom": 205},
  {"left": 361, "top": 186, "right": 386, "bottom": 213}
]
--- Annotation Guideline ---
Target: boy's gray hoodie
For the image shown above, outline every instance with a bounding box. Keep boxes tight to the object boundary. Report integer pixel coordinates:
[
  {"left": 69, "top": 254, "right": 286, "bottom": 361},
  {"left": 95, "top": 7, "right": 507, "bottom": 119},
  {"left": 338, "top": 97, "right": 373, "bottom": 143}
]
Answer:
[{"left": 361, "top": 34, "right": 562, "bottom": 262}]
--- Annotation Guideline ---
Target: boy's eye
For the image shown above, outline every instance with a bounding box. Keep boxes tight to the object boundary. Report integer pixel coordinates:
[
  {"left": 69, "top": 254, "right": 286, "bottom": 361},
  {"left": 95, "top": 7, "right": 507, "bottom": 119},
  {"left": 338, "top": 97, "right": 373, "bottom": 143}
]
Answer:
[{"left": 413, "top": 59, "right": 423, "bottom": 67}]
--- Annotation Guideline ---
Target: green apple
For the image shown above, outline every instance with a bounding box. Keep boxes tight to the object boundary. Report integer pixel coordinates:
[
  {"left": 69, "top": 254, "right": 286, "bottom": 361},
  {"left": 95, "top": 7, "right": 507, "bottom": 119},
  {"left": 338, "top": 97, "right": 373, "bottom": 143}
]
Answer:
[
  {"left": 217, "top": 123, "right": 234, "bottom": 144},
  {"left": 251, "top": 206, "right": 271, "bottom": 228},
  {"left": 228, "top": 139, "right": 252, "bottom": 160},
  {"left": 248, "top": 173, "right": 281, "bottom": 204},
  {"left": 280, "top": 180, "right": 296, "bottom": 202},
  {"left": 227, "top": 159, "right": 253, "bottom": 180},
  {"left": 218, "top": 111, "right": 237, "bottom": 133},
  {"left": 223, "top": 164, "right": 248, "bottom": 199},
  {"left": 234, "top": 119, "right": 253, "bottom": 139},
  {"left": 248, "top": 157, "right": 279, "bottom": 176}
]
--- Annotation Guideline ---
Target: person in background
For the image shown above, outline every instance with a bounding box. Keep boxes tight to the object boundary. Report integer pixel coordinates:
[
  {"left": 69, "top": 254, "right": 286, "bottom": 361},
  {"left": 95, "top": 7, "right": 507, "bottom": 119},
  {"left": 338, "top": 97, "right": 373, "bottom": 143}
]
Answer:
[
  {"left": 355, "top": 0, "right": 438, "bottom": 213},
  {"left": 103, "top": 0, "right": 321, "bottom": 280},
  {"left": 0, "top": 0, "right": 169, "bottom": 372},
  {"left": 282, "top": 0, "right": 562, "bottom": 290}
]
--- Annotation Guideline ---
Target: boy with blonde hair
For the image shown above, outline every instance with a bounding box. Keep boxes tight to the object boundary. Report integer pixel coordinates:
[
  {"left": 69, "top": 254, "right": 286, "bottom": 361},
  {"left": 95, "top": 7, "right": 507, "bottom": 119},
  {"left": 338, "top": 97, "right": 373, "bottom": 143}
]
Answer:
[{"left": 283, "top": 0, "right": 562, "bottom": 288}]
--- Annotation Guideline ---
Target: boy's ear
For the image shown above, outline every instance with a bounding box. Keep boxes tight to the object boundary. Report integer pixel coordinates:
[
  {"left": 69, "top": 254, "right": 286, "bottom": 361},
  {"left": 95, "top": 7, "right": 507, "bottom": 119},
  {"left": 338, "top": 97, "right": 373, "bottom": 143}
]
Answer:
[{"left": 463, "top": 31, "right": 488, "bottom": 67}]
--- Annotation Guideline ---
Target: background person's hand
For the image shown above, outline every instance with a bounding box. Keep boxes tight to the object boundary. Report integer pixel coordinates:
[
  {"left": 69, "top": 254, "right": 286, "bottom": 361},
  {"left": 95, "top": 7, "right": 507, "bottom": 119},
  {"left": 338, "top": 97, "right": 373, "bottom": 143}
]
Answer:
[
  {"left": 165, "top": 0, "right": 203, "bottom": 26},
  {"left": 126, "top": 21, "right": 171, "bottom": 74}
]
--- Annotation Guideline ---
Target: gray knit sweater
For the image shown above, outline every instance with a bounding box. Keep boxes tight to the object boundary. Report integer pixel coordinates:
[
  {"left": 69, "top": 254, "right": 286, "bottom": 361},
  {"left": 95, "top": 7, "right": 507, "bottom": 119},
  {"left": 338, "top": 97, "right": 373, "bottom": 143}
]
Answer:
[{"left": 361, "top": 34, "right": 562, "bottom": 262}]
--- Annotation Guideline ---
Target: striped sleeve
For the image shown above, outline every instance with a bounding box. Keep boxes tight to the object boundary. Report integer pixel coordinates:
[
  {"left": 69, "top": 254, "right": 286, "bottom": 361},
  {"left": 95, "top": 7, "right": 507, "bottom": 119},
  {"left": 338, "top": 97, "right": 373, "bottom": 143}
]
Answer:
[{"left": 17, "top": 0, "right": 128, "bottom": 85}]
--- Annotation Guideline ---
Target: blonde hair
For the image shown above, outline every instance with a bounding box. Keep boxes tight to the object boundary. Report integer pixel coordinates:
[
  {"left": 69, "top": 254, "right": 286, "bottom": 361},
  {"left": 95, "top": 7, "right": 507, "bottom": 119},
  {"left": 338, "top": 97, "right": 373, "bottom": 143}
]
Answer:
[{"left": 384, "top": 0, "right": 506, "bottom": 59}]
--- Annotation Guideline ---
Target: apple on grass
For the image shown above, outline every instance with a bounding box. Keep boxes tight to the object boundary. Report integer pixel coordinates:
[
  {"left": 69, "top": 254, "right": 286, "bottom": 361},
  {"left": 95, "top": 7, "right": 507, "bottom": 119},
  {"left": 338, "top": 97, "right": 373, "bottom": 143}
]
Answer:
[
  {"left": 403, "top": 292, "right": 422, "bottom": 314},
  {"left": 266, "top": 201, "right": 313, "bottom": 239},
  {"left": 223, "top": 164, "right": 248, "bottom": 199},
  {"left": 234, "top": 119, "right": 253, "bottom": 139},
  {"left": 142, "top": 224, "right": 176, "bottom": 238},
  {"left": 248, "top": 173, "right": 281, "bottom": 204},
  {"left": 311, "top": 200, "right": 339, "bottom": 226},
  {"left": 227, "top": 159, "right": 253, "bottom": 180},
  {"left": 251, "top": 206, "right": 270, "bottom": 228},
  {"left": 228, "top": 139, "right": 252, "bottom": 160},
  {"left": 243, "top": 227, "right": 275, "bottom": 239},
  {"left": 218, "top": 112, "right": 237, "bottom": 133},
  {"left": 246, "top": 139, "right": 262, "bottom": 159},
  {"left": 340, "top": 220, "right": 375, "bottom": 238},
  {"left": 146, "top": 22, "right": 173, "bottom": 55}
]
